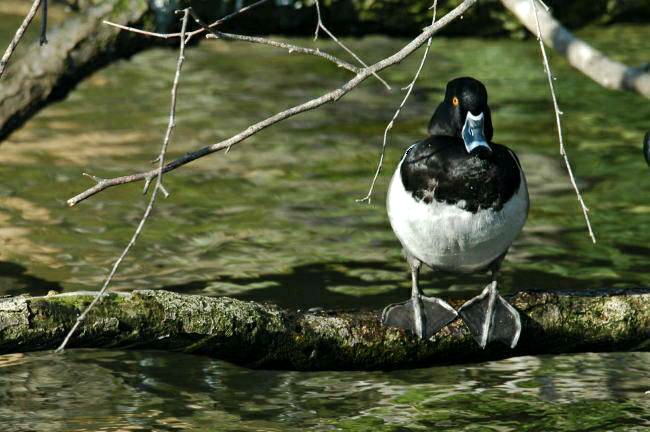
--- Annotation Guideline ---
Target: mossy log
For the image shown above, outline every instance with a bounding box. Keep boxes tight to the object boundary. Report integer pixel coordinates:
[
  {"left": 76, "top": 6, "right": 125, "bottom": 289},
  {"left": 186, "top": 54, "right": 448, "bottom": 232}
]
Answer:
[{"left": 0, "top": 289, "right": 648, "bottom": 370}]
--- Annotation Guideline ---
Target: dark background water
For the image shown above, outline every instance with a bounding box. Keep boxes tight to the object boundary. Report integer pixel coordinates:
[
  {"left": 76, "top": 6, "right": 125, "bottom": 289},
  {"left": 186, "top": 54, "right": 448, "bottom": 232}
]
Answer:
[{"left": 0, "top": 3, "right": 649, "bottom": 431}]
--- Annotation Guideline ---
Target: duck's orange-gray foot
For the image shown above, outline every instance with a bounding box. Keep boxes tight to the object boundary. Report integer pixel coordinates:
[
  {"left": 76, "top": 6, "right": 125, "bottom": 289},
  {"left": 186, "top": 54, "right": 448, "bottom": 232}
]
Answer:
[
  {"left": 382, "top": 295, "right": 457, "bottom": 340},
  {"left": 458, "top": 281, "right": 521, "bottom": 349}
]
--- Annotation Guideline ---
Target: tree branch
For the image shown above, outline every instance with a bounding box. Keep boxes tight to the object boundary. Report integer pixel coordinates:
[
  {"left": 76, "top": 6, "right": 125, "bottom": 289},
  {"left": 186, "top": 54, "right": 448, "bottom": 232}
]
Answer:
[
  {"left": 529, "top": 0, "right": 596, "bottom": 244},
  {"left": 67, "top": 0, "right": 479, "bottom": 207},
  {"left": 56, "top": 8, "right": 191, "bottom": 352},
  {"left": 357, "top": 0, "right": 439, "bottom": 204},
  {"left": 501, "top": 0, "right": 650, "bottom": 98},
  {"left": 0, "top": 0, "right": 271, "bottom": 142},
  {"left": 195, "top": 14, "right": 360, "bottom": 74},
  {"left": 313, "top": 0, "right": 390, "bottom": 90},
  {"left": 1, "top": 288, "right": 648, "bottom": 370},
  {"left": 102, "top": 0, "right": 270, "bottom": 41},
  {"left": 0, "top": 0, "right": 156, "bottom": 142},
  {"left": 0, "top": 0, "right": 42, "bottom": 80}
]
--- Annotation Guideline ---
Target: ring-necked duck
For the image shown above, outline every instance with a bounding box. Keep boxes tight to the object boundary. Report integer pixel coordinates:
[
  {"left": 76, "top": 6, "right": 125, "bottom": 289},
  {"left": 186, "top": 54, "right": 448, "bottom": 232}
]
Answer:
[{"left": 383, "top": 77, "right": 528, "bottom": 348}]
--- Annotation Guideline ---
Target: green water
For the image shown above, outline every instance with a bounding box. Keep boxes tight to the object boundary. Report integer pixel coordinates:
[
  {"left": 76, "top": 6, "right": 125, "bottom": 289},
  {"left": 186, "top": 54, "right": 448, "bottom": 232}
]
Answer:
[
  {"left": 0, "top": 350, "right": 648, "bottom": 431},
  {"left": 1, "top": 4, "right": 650, "bottom": 430}
]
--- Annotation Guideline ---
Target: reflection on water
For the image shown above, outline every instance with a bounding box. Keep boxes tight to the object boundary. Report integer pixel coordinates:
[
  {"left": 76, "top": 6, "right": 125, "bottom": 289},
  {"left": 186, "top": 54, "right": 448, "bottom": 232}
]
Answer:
[
  {"left": 0, "top": 22, "right": 649, "bottom": 300},
  {"left": 1, "top": 4, "right": 650, "bottom": 430},
  {"left": 0, "top": 350, "right": 648, "bottom": 431}
]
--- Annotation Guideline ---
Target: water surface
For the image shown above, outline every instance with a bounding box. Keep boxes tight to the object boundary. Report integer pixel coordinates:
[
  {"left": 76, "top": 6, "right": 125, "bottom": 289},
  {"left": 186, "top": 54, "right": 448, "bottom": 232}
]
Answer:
[
  {"left": 1, "top": 5, "right": 649, "bottom": 431},
  {"left": 0, "top": 350, "right": 648, "bottom": 431}
]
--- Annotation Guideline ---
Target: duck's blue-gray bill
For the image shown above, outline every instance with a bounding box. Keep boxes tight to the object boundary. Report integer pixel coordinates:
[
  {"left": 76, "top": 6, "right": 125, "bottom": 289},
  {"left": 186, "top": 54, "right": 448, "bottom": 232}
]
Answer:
[{"left": 462, "top": 111, "right": 491, "bottom": 153}]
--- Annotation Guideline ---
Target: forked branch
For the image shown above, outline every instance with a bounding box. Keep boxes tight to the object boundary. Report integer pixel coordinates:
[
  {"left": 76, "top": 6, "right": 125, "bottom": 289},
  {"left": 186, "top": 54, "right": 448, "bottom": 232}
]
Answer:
[
  {"left": 67, "top": 0, "right": 479, "bottom": 207},
  {"left": 313, "top": 0, "right": 390, "bottom": 90},
  {"left": 56, "top": 8, "right": 191, "bottom": 352},
  {"left": 190, "top": 9, "right": 359, "bottom": 74}
]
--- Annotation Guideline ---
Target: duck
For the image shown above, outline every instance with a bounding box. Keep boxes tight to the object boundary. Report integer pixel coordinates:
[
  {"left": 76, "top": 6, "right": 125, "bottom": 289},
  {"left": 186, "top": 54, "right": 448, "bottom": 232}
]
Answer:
[
  {"left": 382, "top": 77, "right": 529, "bottom": 349},
  {"left": 644, "top": 131, "right": 649, "bottom": 166}
]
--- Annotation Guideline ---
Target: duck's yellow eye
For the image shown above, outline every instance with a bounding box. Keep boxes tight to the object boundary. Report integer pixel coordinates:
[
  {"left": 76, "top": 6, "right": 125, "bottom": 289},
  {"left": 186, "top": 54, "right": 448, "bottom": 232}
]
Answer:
[{"left": 452, "top": 96, "right": 459, "bottom": 106}]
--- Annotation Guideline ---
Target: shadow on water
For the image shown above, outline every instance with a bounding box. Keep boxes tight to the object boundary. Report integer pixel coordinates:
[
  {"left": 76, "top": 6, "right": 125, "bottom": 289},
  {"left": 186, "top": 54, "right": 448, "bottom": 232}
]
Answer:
[
  {"left": 0, "top": 261, "right": 61, "bottom": 297},
  {"left": 161, "top": 259, "right": 623, "bottom": 311},
  {"left": 164, "top": 260, "right": 409, "bottom": 310}
]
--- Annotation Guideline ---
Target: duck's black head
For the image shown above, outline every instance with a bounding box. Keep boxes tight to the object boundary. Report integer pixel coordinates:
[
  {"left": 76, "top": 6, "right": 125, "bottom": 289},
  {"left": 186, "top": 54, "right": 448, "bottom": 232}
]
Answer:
[
  {"left": 644, "top": 131, "right": 650, "bottom": 166},
  {"left": 428, "top": 77, "right": 493, "bottom": 154}
]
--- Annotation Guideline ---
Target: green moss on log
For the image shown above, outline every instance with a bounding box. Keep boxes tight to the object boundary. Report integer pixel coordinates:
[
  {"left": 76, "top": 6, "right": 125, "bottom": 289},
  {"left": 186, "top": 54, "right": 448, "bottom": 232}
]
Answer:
[{"left": 0, "top": 289, "right": 648, "bottom": 370}]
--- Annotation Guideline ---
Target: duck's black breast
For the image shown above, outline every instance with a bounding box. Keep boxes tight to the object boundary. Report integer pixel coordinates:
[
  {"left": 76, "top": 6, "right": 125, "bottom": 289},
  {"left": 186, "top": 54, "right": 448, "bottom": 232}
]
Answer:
[{"left": 400, "top": 135, "right": 522, "bottom": 213}]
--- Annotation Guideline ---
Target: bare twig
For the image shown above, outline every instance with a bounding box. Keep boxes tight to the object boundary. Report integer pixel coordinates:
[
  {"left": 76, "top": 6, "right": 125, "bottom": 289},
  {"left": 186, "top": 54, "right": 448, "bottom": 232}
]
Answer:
[
  {"left": 56, "top": 8, "right": 191, "bottom": 352},
  {"left": 101, "top": 21, "right": 174, "bottom": 38},
  {"left": 313, "top": 0, "right": 391, "bottom": 91},
  {"left": 103, "top": 0, "right": 269, "bottom": 41},
  {"left": 530, "top": 0, "right": 596, "bottom": 243},
  {"left": 206, "top": 32, "right": 359, "bottom": 72},
  {"left": 66, "top": 0, "right": 478, "bottom": 207},
  {"left": 106, "top": 1, "right": 374, "bottom": 82},
  {"left": 194, "top": 13, "right": 359, "bottom": 74},
  {"left": 0, "top": 0, "right": 42, "bottom": 79},
  {"left": 357, "top": 0, "right": 439, "bottom": 203}
]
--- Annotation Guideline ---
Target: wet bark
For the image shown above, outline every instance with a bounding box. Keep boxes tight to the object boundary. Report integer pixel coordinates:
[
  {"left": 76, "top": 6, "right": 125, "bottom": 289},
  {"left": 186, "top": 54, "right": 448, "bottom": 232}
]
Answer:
[
  {"left": 0, "top": 0, "right": 167, "bottom": 141},
  {"left": 0, "top": 288, "right": 648, "bottom": 370}
]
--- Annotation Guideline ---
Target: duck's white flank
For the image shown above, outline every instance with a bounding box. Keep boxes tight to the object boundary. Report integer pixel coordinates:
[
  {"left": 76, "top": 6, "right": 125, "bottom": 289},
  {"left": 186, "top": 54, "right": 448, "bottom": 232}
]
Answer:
[{"left": 387, "top": 151, "right": 529, "bottom": 273}]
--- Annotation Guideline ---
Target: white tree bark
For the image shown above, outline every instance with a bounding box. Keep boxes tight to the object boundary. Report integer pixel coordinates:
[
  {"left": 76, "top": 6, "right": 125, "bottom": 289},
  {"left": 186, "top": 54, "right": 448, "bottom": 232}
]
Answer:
[{"left": 501, "top": 0, "right": 650, "bottom": 98}]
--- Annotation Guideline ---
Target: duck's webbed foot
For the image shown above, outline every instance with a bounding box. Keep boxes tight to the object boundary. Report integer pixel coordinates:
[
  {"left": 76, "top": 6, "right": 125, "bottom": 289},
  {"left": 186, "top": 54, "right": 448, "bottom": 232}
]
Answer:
[
  {"left": 382, "top": 295, "right": 457, "bottom": 340},
  {"left": 458, "top": 281, "right": 521, "bottom": 349}
]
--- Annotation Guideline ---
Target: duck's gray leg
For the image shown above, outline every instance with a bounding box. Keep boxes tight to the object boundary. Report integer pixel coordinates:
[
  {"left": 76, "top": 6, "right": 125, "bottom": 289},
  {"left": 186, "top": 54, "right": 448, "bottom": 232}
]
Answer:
[
  {"left": 458, "top": 259, "right": 522, "bottom": 349},
  {"left": 382, "top": 254, "right": 457, "bottom": 339}
]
